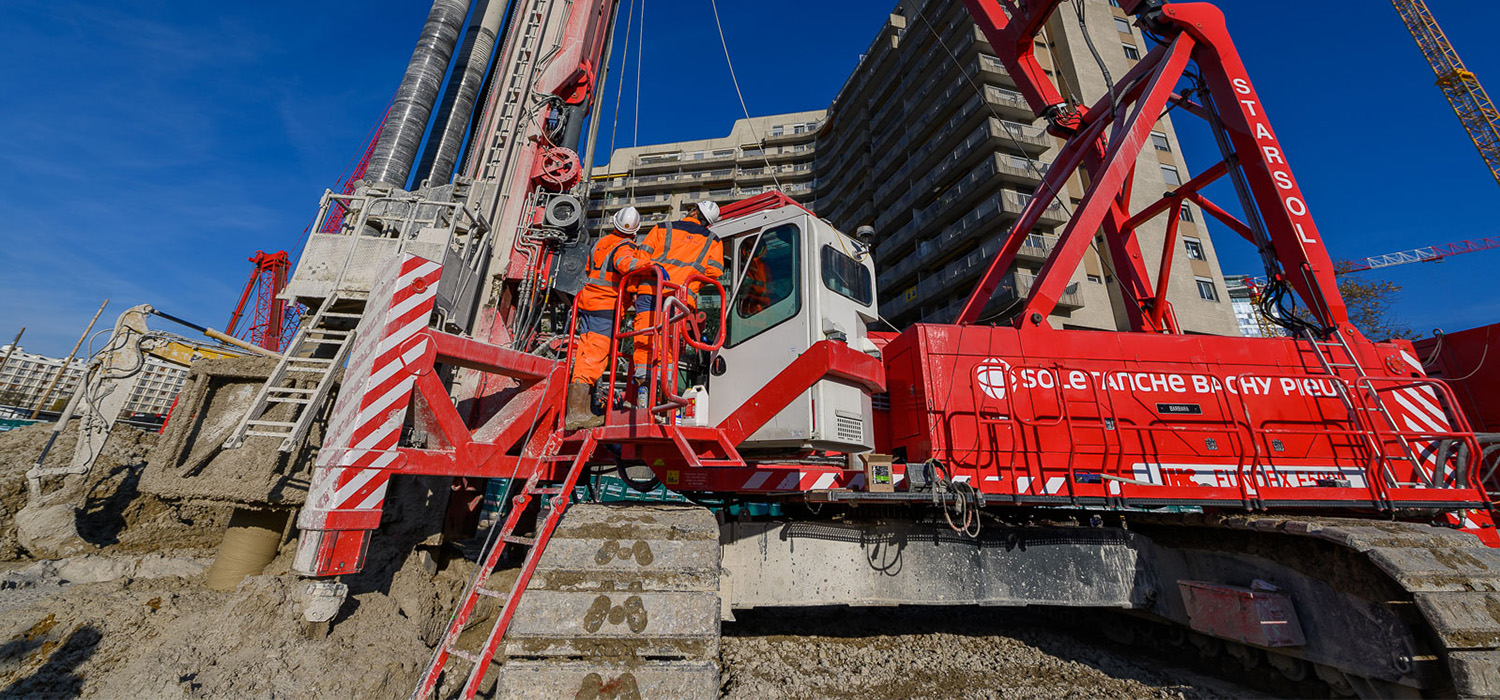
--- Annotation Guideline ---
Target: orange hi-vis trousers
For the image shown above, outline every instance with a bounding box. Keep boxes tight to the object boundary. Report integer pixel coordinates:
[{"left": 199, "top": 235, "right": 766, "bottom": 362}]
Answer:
[{"left": 571, "top": 309, "right": 615, "bottom": 385}]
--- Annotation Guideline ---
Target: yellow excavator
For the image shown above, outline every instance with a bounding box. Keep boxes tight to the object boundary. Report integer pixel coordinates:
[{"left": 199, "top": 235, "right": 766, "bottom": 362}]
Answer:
[{"left": 16, "top": 304, "right": 277, "bottom": 556}]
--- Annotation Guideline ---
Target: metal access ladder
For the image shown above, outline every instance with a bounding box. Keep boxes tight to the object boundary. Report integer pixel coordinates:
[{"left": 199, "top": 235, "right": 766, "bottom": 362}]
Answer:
[
  {"left": 1300, "top": 329, "right": 1430, "bottom": 488},
  {"left": 224, "top": 293, "right": 364, "bottom": 452},
  {"left": 412, "top": 433, "right": 595, "bottom": 700}
]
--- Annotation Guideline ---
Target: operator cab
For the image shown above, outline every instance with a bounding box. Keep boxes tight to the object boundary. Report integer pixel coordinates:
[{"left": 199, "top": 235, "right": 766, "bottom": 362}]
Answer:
[{"left": 707, "top": 194, "right": 881, "bottom": 455}]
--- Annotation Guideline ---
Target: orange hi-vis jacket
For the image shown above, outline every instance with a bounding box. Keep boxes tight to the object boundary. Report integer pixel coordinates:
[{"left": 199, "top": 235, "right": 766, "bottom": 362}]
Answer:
[
  {"left": 636, "top": 215, "right": 724, "bottom": 301},
  {"left": 576, "top": 231, "right": 647, "bottom": 313}
]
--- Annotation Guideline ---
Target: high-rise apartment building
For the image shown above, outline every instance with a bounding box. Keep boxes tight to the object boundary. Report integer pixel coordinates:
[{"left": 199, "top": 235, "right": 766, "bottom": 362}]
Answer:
[
  {"left": 586, "top": 112, "right": 824, "bottom": 229},
  {"left": 587, "top": 0, "right": 1241, "bottom": 335}
]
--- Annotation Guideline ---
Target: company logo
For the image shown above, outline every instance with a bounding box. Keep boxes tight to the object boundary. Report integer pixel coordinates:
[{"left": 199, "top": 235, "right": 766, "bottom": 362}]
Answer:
[{"left": 975, "top": 358, "right": 1013, "bottom": 400}]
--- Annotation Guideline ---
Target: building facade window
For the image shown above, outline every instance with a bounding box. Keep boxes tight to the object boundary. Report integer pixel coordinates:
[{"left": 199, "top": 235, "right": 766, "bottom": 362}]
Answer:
[
  {"left": 1114, "top": 16, "right": 1132, "bottom": 34},
  {"left": 1184, "top": 237, "right": 1206, "bottom": 261},
  {"left": 1179, "top": 204, "right": 1194, "bottom": 222},
  {"left": 1160, "top": 164, "right": 1182, "bottom": 186},
  {"left": 1195, "top": 276, "right": 1218, "bottom": 301},
  {"left": 1122, "top": 44, "right": 1140, "bottom": 60},
  {"left": 1087, "top": 274, "right": 1104, "bottom": 284},
  {"left": 1151, "top": 131, "right": 1170, "bottom": 152}
]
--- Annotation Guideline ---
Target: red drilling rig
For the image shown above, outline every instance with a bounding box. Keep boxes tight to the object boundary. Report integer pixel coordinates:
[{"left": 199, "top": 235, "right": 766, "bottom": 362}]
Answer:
[{"left": 154, "top": 0, "right": 1500, "bottom": 697}]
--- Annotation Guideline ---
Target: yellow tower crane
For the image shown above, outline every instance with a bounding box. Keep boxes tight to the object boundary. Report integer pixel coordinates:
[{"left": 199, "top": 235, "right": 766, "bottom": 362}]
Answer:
[{"left": 1391, "top": 0, "right": 1500, "bottom": 186}]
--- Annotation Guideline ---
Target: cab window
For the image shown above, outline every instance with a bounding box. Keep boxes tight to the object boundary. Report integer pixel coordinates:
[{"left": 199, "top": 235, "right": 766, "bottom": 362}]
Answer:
[
  {"left": 729, "top": 223, "right": 800, "bottom": 346},
  {"left": 820, "top": 244, "right": 872, "bottom": 306}
]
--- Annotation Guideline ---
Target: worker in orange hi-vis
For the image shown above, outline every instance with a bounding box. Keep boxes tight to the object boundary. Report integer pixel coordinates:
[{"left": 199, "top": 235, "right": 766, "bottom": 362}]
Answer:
[
  {"left": 566, "top": 206, "right": 648, "bottom": 430},
  {"left": 631, "top": 200, "right": 724, "bottom": 390},
  {"left": 739, "top": 255, "right": 771, "bottom": 316}
]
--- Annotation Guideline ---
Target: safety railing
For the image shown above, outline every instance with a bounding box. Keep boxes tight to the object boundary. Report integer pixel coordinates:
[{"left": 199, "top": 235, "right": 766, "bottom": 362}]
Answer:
[
  {"left": 584, "top": 267, "right": 726, "bottom": 426},
  {"left": 952, "top": 360, "right": 1492, "bottom": 510}
]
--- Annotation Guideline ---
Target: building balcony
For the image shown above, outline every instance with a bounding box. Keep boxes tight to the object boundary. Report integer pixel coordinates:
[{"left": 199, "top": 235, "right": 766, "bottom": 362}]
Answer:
[
  {"left": 762, "top": 120, "right": 824, "bottom": 144},
  {"left": 738, "top": 163, "right": 813, "bottom": 182},
  {"left": 633, "top": 150, "right": 738, "bottom": 174},
  {"left": 1003, "top": 190, "right": 1069, "bottom": 226},
  {"left": 983, "top": 83, "right": 1036, "bottom": 120},
  {"left": 1016, "top": 233, "right": 1057, "bottom": 261},
  {"left": 593, "top": 192, "right": 675, "bottom": 212},
  {"left": 742, "top": 144, "right": 815, "bottom": 163},
  {"left": 994, "top": 271, "right": 1083, "bottom": 310},
  {"left": 995, "top": 119, "right": 1051, "bottom": 156},
  {"left": 994, "top": 152, "right": 1049, "bottom": 186}
]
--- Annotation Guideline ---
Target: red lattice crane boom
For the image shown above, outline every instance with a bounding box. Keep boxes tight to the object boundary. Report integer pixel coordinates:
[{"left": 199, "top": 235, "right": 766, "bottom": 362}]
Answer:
[{"left": 226, "top": 250, "right": 292, "bottom": 352}]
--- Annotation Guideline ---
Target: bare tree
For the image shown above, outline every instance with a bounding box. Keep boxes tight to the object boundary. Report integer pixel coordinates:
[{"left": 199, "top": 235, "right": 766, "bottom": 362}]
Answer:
[{"left": 1334, "top": 262, "right": 1412, "bottom": 341}]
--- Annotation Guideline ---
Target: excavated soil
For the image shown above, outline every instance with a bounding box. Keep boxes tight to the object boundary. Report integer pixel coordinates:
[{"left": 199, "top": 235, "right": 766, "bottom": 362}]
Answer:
[
  {"left": 0, "top": 423, "right": 228, "bottom": 561},
  {"left": 0, "top": 418, "right": 483, "bottom": 699},
  {"left": 0, "top": 540, "right": 476, "bottom": 699}
]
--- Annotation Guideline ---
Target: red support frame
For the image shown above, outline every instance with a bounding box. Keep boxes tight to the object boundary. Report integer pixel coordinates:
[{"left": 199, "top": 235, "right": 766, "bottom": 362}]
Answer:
[{"left": 957, "top": 1, "right": 1353, "bottom": 336}]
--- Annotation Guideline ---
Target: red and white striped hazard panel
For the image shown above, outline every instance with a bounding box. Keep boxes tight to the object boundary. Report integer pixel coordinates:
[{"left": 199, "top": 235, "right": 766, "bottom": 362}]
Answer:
[{"left": 294, "top": 253, "right": 443, "bottom": 576}]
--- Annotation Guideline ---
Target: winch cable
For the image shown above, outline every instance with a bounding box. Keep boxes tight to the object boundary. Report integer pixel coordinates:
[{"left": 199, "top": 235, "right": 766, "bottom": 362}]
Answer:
[
  {"left": 630, "top": 0, "right": 646, "bottom": 200},
  {"left": 604, "top": 0, "right": 638, "bottom": 179},
  {"left": 706, "top": 0, "right": 782, "bottom": 192}
]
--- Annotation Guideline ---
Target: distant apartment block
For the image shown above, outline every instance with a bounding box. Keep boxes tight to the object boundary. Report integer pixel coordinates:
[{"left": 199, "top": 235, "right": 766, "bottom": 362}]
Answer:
[
  {"left": 0, "top": 345, "right": 187, "bottom": 417},
  {"left": 586, "top": 111, "right": 823, "bottom": 228}
]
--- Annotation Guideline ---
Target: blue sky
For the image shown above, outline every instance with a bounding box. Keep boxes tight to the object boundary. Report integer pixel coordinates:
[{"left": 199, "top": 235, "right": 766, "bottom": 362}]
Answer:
[{"left": 1, "top": 0, "right": 1496, "bottom": 356}]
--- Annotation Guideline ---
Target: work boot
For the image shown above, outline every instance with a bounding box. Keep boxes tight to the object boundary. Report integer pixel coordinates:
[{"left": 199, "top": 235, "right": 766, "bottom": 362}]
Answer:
[{"left": 565, "top": 383, "right": 604, "bottom": 431}]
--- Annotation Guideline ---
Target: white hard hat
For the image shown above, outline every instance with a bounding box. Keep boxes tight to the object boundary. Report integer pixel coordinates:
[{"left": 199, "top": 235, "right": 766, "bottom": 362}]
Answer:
[
  {"left": 612, "top": 206, "right": 641, "bottom": 235},
  {"left": 695, "top": 200, "right": 721, "bottom": 225}
]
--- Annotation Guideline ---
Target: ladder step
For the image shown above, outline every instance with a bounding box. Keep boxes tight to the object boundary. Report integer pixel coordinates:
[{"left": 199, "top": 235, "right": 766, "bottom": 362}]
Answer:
[
  {"left": 267, "top": 387, "right": 317, "bottom": 394},
  {"left": 501, "top": 534, "right": 536, "bottom": 546},
  {"left": 474, "top": 586, "right": 505, "bottom": 599},
  {"left": 266, "top": 397, "right": 313, "bottom": 405},
  {"left": 448, "top": 648, "right": 481, "bottom": 665},
  {"left": 245, "top": 430, "right": 294, "bottom": 438},
  {"left": 248, "top": 420, "right": 299, "bottom": 428},
  {"left": 284, "top": 367, "right": 328, "bottom": 374},
  {"left": 320, "top": 312, "right": 364, "bottom": 319},
  {"left": 288, "top": 358, "right": 337, "bottom": 365}
]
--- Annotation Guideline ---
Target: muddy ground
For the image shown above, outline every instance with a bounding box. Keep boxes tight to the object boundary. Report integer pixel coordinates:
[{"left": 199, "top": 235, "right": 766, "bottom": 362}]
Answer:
[{"left": 0, "top": 423, "right": 1249, "bottom": 699}]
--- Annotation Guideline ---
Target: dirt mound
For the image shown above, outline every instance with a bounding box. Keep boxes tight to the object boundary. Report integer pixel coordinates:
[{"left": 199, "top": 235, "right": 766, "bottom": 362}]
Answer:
[
  {"left": 0, "top": 422, "right": 229, "bottom": 561},
  {"left": 0, "top": 535, "right": 474, "bottom": 698}
]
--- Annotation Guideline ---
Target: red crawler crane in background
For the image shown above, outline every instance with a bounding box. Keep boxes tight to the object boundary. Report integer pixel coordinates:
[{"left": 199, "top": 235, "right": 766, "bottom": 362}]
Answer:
[{"left": 226, "top": 250, "right": 293, "bottom": 352}]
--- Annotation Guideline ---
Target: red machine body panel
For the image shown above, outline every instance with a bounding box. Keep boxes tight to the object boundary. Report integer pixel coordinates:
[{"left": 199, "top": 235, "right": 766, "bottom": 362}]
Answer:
[
  {"left": 883, "top": 324, "right": 1487, "bottom": 510},
  {"left": 1414, "top": 323, "right": 1500, "bottom": 433}
]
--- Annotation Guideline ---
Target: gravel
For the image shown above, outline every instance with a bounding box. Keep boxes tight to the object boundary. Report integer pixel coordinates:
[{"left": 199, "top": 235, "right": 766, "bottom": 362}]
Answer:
[{"left": 721, "top": 608, "right": 1241, "bottom": 700}]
